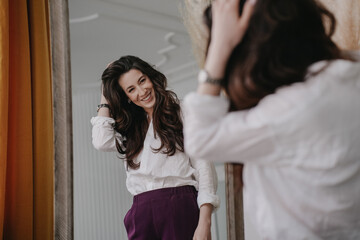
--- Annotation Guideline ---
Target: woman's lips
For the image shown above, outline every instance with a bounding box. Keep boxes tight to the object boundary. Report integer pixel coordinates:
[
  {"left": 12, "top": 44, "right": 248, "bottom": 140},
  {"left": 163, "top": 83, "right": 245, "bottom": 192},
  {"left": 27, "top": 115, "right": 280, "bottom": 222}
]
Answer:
[{"left": 142, "top": 91, "right": 152, "bottom": 102}]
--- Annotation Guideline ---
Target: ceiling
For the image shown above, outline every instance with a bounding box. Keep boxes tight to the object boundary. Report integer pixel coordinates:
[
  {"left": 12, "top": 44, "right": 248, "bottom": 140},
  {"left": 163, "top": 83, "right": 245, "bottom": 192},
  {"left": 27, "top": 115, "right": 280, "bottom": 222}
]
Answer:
[{"left": 69, "top": 0, "right": 199, "bottom": 98}]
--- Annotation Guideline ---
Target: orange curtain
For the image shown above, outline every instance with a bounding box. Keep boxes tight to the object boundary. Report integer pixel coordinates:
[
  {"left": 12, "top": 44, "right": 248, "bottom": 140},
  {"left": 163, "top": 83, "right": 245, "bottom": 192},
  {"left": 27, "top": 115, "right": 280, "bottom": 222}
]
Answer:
[{"left": 0, "top": 0, "right": 54, "bottom": 239}]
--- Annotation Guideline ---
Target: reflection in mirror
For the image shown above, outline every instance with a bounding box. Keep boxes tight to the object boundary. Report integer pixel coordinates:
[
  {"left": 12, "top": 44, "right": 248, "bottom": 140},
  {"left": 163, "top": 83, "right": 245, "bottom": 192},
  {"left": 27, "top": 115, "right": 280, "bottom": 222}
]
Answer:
[{"left": 69, "top": 0, "right": 229, "bottom": 239}]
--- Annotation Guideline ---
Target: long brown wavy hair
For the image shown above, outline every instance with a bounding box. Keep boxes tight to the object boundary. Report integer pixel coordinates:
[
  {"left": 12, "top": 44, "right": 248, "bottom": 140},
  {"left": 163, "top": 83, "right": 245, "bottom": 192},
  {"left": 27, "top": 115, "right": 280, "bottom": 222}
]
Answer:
[
  {"left": 101, "top": 55, "right": 184, "bottom": 169},
  {"left": 204, "top": 0, "right": 350, "bottom": 110}
]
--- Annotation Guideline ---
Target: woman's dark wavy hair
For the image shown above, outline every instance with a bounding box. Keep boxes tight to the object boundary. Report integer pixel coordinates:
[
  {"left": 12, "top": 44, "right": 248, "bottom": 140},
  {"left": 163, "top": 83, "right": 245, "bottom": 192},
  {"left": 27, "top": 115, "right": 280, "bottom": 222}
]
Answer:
[
  {"left": 204, "top": 0, "right": 350, "bottom": 110},
  {"left": 101, "top": 55, "right": 184, "bottom": 169}
]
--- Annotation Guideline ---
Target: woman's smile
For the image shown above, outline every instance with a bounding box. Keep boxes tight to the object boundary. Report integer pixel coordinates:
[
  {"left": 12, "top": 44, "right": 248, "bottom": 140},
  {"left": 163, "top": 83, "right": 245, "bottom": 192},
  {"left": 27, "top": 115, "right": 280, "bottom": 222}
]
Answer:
[{"left": 141, "top": 91, "right": 152, "bottom": 102}]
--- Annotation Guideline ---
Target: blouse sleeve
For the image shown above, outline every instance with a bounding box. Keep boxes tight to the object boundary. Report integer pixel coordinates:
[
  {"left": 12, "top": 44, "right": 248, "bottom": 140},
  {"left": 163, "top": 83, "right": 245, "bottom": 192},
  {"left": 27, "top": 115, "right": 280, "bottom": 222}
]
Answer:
[
  {"left": 90, "top": 116, "right": 125, "bottom": 152},
  {"left": 179, "top": 104, "right": 220, "bottom": 209},
  {"left": 190, "top": 157, "right": 220, "bottom": 210},
  {"left": 183, "top": 92, "right": 278, "bottom": 165}
]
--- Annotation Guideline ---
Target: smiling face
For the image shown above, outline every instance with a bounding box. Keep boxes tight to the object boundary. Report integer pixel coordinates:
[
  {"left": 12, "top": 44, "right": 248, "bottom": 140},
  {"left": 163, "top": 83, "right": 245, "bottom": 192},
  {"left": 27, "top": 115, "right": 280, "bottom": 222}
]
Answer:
[{"left": 118, "top": 68, "right": 156, "bottom": 118}]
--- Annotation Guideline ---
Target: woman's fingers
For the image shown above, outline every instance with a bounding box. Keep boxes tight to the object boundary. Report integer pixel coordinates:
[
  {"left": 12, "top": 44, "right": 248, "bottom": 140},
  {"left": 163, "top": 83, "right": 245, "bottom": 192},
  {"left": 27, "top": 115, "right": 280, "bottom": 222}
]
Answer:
[
  {"left": 210, "top": 0, "right": 256, "bottom": 50},
  {"left": 237, "top": 0, "right": 257, "bottom": 35},
  {"left": 204, "top": 0, "right": 257, "bottom": 78}
]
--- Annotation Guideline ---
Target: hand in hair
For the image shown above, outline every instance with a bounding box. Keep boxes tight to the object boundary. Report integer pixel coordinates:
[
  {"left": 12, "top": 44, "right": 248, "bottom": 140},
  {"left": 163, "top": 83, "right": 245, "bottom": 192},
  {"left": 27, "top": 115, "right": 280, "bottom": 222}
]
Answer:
[
  {"left": 209, "top": 0, "right": 256, "bottom": 56},
  {"left": 204, "top": 0, "right": 257, "bottom": 83}
]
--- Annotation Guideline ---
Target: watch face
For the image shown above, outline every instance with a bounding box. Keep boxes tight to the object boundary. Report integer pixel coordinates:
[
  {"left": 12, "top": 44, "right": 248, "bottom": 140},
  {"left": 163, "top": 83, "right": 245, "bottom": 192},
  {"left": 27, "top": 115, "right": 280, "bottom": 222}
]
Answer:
[{"left": 198, "top": 70, "right": 208, "bottom": 83}]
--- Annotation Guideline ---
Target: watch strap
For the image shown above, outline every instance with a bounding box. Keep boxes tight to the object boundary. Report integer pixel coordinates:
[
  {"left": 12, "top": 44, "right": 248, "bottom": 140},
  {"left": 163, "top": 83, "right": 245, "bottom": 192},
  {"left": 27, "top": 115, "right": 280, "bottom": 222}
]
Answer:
[
  {"left": 198, "top": 69, "right": 223, "bottom": 85},
  {"left": 97, "top": 103, "right": 110, "bottom": 112}
]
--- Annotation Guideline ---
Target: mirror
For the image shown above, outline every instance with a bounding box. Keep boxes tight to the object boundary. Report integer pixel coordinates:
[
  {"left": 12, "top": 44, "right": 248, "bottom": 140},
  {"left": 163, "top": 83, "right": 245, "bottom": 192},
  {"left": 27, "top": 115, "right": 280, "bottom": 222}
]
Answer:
[
  {"left": 51, "top": 0, "right": 360, "bottom": 238},
  {"left": 68, "top": 0, "right": 232, "bottom": 239}
]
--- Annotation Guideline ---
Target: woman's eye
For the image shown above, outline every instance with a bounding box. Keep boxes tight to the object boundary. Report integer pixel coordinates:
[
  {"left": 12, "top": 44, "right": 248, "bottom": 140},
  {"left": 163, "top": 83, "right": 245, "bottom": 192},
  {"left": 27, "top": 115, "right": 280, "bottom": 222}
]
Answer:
[
  {"left": 140, "top": 78, "right": 145, "bottom": 83},
  {"left": 128, "top": 88, "right": 134, "bottom": 93}
]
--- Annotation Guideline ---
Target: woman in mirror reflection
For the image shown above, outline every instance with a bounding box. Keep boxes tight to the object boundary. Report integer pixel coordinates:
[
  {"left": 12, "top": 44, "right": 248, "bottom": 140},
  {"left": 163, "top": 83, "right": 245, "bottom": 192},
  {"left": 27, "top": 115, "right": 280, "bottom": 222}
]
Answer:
[
  {"left": 183, "top": 0, "right": 360, "bottom": 239},
  {"left": 91, "top": 55, "right": 219, "bottom": 240}
]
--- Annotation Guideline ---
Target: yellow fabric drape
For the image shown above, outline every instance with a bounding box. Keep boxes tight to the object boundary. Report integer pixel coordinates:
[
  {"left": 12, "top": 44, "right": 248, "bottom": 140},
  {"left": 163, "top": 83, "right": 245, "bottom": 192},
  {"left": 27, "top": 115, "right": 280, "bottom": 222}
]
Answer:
[
  {"left": 0, "top": 0, "right": 54, "bottom": 239},
  {"left": 0, "top": 0, "right": 10, "bottom": 236},
  {"left": 28, "top": 0, "right": 54, "bottom": 239}
]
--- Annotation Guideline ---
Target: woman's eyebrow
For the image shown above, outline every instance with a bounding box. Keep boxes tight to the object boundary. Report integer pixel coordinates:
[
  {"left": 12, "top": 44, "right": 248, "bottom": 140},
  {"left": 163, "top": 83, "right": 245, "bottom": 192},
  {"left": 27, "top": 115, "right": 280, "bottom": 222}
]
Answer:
[
  {"left": 126, "top": 75, "right": 145, "bottom": 91},
  {"left": 137, "top": 74, "right": 145, "bottom": 81},
  {"left": 126, "top": 84, "right": 134, "bottom": 91}
]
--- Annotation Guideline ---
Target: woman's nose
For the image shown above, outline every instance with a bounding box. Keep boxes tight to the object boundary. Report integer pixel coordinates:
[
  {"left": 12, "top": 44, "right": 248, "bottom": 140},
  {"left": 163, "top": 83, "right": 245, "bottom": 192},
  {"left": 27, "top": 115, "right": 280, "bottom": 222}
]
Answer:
[{"left": 139, "top": 86, "right": 146, "bottom": 95}]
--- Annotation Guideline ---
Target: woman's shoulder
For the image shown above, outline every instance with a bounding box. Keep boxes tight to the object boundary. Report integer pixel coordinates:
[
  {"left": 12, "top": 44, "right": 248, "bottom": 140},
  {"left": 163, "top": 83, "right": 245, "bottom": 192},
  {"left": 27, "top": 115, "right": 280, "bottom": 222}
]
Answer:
[
  {"left": 254, "top": 54, "right": 360, "bottom": 123},
  {"left": 307, "top": 53, "right": 360, "bottom": 83},
  {"left": 345, "top": 50, "right": 360, "bottom": 61}
]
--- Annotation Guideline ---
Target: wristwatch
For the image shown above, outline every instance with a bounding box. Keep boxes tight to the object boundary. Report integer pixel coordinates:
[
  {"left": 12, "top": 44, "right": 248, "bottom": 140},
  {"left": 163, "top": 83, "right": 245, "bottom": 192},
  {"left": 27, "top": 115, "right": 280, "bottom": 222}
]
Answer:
[
  {"left": 97, "top": 103, "right": 110, "bottom": 112},
  {"left": 198, "top": 69, "right": 223, "bottom": 85}
]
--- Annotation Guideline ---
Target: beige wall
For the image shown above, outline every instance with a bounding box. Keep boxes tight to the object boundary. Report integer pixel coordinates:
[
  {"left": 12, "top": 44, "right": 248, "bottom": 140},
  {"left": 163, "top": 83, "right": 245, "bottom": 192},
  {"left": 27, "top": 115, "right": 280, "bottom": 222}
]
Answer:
[{"left": 318, "top": 0, "right": 360, "bottom": 50}]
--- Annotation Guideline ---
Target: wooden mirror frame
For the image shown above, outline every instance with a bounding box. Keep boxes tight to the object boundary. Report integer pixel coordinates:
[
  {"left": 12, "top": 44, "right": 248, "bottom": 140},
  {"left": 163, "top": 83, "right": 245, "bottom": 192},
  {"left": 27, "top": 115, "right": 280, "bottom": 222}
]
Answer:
[
  {"left": 225, "top": 164, "right": 244, "bottom": 239},
  {"left": 49, "top": 0, "right": 74, "bottom": 239}
]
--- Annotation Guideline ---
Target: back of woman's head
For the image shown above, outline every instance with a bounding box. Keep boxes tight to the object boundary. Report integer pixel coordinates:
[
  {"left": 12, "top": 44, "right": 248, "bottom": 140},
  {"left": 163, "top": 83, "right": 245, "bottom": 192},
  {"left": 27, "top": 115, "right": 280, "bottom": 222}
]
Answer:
[{"left": 205, "top": 0, "right": 344, "bottom": 110}]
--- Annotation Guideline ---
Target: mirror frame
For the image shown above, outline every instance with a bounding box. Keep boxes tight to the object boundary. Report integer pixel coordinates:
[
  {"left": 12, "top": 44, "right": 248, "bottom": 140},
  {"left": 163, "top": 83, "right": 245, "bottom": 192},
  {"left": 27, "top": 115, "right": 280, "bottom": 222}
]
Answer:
[
  {"left": 225, "top": 164, "right": 244, "bottom": 239},
  {"left": 49, "top": 1, "right": 244, "bottom": 239},
  {"left": 49, "top": 0, "right": 74, "bottom": 239}
]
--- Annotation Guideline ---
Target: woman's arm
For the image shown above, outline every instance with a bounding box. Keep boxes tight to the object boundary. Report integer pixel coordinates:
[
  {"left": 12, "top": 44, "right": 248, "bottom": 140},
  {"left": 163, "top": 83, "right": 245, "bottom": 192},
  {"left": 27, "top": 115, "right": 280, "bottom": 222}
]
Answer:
[
  {"left": 97, "top": 90, "right": 111, "bottom": 117},
  {"left": 183, "top": 0, "right": 265, "bottom": 164},
  {"left": 190, "top": 157, "right": 220, "bottom": 240},
  {"left": 91, "top": 87, "right": 121, "bottom": 152},
  {"left": 193, "top": 203, "right": 213, "bottom": 240},
  {"left": 183, "top": 93, "right": 276, "bottom": 164},
  {"left": 198, "top": 0, "right": 257, "bottom": 97}
]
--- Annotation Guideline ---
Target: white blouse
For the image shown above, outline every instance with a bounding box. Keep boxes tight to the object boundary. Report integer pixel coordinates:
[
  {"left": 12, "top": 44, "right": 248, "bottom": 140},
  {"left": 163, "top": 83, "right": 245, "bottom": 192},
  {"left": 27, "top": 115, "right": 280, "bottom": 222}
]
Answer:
[
  {"left": 91, "top": 116, "right": 220, "bottom": 209},
  {"left": 183, "top": 57, "right": 360, "bottom": 239}
]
